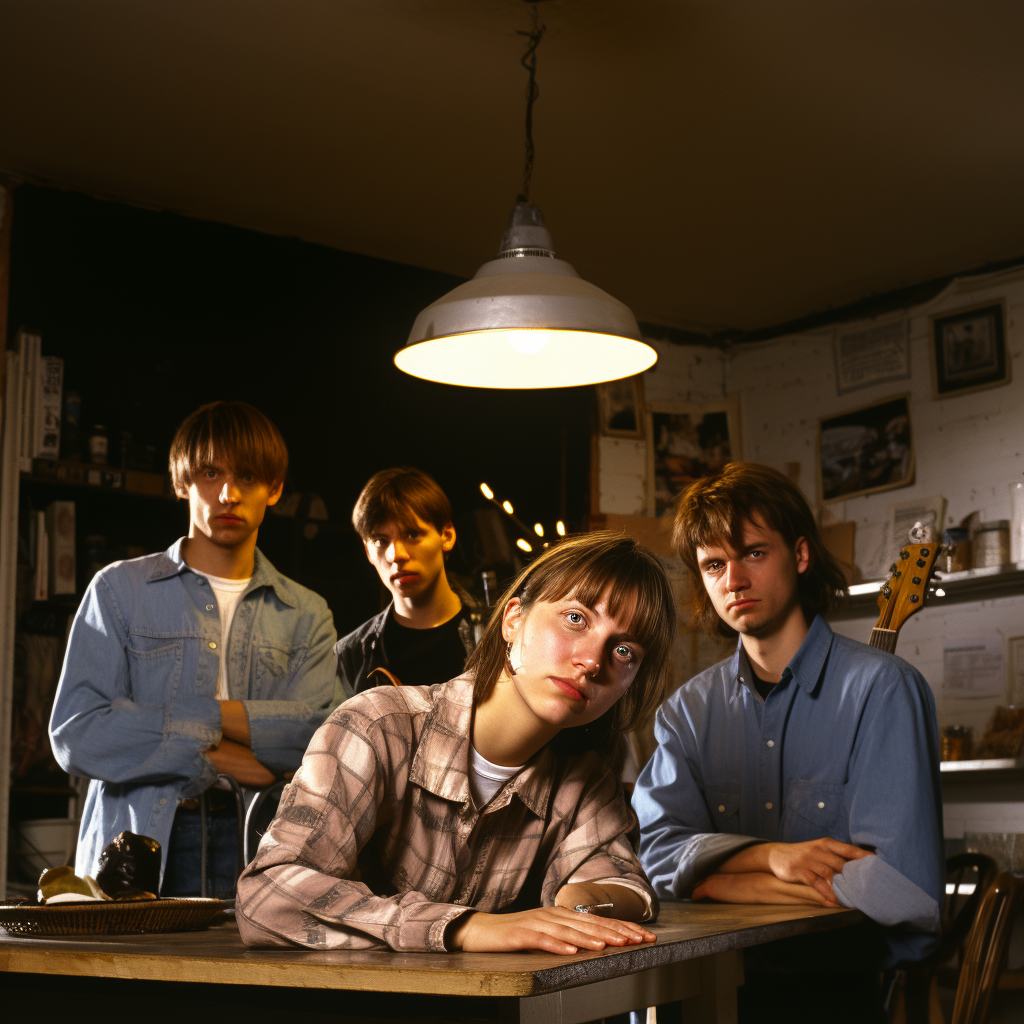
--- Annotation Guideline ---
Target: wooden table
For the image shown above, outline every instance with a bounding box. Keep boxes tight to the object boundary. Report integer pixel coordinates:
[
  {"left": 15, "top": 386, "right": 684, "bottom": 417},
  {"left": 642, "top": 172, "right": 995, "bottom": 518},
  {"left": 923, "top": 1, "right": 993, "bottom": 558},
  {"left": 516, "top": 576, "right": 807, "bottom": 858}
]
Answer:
[{"left": 0, "top": 902, "right": 861, "bottom": 1023}]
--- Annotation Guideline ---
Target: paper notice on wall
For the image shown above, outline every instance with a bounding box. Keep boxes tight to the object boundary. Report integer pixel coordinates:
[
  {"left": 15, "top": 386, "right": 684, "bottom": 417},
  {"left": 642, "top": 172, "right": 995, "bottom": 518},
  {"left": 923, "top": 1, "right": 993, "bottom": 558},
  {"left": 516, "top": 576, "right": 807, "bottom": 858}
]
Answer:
[
  {"left": 943, "top": 637, "right": 1006, "bottom": 698},
  {"left": 833, "top": 318, "right": 911, "bottom": 394}
]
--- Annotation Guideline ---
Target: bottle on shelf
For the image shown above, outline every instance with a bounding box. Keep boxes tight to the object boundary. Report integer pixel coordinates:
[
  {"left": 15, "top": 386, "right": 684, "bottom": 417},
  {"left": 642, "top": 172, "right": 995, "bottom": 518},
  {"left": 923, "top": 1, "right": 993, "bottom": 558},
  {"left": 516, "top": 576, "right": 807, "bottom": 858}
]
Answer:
[{"left": 88, "top": 425, "right": 109, "bottom": 465}]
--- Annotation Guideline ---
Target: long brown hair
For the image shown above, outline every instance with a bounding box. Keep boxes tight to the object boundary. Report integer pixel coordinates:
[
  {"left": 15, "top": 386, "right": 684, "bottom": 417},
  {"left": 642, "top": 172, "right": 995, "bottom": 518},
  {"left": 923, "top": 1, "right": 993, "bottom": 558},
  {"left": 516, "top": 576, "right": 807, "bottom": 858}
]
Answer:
[
  {"left": 673, "top": 461, "right": 848, "bottom": 637},
  {"left": 466, "top": 531, "right": 676, "bottom": 747}
]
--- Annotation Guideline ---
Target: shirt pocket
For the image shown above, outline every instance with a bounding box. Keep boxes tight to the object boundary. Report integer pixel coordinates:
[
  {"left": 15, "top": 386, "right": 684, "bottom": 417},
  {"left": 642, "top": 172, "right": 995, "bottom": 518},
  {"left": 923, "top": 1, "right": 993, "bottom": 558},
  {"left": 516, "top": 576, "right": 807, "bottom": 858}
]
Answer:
[
  {"left": 254, "top": 641, "right": 297, "bottom": 696},
  {"left": 126, "top": 635, "right": 184, "bottom": 703},
  {"left": 781, "top": 778, "right": 846, "bottom": 843},
  {"left": 707, "top": 784, "right": 741, "bottom": 832}
]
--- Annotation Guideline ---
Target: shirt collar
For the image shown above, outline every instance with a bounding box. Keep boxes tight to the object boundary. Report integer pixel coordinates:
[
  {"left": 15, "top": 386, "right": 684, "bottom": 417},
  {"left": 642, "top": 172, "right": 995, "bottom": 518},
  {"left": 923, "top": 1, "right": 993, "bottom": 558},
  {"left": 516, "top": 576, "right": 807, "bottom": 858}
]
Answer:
[
  {"left": 409, "top": 673, "right": 555, "bottom": 819},
  {"left": 146, "top": 538, "right": 297, "bottom": 607},
  {"left": 732, "top": 613, "right": 834, "bottom": 697}
]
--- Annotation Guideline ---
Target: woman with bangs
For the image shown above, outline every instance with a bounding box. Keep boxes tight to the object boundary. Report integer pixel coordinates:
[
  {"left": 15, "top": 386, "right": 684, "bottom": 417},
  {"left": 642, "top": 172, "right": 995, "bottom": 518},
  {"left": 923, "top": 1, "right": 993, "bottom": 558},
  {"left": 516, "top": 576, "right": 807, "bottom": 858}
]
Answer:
[{"left": 237, "top": 532, "right": 675, "bottom": 954}]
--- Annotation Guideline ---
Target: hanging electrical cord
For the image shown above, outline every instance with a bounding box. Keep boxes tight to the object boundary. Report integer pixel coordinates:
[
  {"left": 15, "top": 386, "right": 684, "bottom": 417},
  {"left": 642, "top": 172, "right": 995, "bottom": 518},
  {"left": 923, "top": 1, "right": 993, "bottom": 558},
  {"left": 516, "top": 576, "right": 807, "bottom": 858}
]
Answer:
[{"left": 516, "top": 4, "right": 546, "bottom": 203}]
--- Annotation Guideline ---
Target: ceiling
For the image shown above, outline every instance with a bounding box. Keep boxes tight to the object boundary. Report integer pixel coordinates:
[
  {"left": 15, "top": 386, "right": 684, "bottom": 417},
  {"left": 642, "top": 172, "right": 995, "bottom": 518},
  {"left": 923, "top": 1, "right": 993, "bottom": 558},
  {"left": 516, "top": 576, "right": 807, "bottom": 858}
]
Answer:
[{"left": 1, "top": 0, "right": 1023, "bottom": 334}]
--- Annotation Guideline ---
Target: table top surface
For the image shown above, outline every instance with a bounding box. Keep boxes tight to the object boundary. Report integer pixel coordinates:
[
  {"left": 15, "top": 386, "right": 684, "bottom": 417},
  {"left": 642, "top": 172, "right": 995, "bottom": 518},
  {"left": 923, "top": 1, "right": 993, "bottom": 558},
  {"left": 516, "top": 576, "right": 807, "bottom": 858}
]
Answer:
[{"left": 0, "top": 902, "right": 862, "bottom": 997}]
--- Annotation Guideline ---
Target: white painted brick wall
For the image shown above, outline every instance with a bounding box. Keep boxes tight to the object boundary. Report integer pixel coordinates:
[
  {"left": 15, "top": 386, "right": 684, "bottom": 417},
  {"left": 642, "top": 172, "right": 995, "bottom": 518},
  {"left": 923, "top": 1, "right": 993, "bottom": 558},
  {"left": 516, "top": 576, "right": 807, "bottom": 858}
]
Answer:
[
  {"left": 596, "top": 340, "right": 727, "bottom": 515},
  {"left": 600, "top": 268, "right": 1024, "bottom": 738}
]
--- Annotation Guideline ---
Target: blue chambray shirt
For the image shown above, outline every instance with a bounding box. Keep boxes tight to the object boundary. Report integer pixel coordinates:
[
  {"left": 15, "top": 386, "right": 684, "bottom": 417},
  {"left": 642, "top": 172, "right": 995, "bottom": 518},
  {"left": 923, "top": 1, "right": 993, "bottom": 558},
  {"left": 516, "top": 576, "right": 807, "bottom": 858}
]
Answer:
[
  {"left": 633, "top": 615, "right": 945, "bottom": 966},
  {"left": 49, "top": 539, "right": 342, "bottom": 881}
]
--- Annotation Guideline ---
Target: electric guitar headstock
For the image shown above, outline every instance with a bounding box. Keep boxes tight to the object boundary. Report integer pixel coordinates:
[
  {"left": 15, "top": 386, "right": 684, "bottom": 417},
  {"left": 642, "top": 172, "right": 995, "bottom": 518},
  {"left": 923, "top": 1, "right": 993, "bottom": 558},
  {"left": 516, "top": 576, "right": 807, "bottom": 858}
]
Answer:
[{"left": 870, "top": 542, "right": 943, "bottom": 654}]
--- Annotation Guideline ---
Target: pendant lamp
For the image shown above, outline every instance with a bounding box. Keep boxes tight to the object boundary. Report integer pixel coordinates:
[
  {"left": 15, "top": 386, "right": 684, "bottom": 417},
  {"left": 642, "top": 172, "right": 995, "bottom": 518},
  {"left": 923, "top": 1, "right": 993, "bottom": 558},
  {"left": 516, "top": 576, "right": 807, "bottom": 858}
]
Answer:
[{"left": 395, "top": 8, "right": 657, "bottom": 389}]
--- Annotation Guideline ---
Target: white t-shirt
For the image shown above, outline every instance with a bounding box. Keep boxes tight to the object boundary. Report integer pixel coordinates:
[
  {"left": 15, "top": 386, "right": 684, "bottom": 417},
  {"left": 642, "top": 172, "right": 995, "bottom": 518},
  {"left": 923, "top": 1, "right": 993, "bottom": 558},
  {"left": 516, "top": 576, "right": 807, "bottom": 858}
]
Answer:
[
  {"left": 191, "top": 567, "right": 251, "bottom": 700},
  {"left": 468, "top": 745, "right": 523, "bottom": 808}
]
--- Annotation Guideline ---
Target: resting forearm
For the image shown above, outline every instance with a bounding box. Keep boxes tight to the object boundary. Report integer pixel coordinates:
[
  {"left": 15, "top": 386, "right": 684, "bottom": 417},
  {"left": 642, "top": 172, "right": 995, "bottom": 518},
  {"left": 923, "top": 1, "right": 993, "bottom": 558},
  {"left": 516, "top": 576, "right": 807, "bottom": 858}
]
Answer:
[
  {"left": 220, "top": 700, "right": 252, "bottom": 746},
  {"left": 555, "top": 881, "right": 648, "bottom": 922},
  {"left": 718, "top": 843, "right": 771, "bottom": 873},
  {"left": 693, "top": 871, "right": 834, "bottom": 906}
]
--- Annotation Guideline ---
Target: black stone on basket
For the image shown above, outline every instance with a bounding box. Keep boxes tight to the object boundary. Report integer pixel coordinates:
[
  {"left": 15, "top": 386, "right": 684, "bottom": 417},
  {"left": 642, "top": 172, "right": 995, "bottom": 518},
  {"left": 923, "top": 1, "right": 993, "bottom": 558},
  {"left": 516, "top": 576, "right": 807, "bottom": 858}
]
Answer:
[{"left": 94, "top": 831, "right": 162, "bottom": 898}]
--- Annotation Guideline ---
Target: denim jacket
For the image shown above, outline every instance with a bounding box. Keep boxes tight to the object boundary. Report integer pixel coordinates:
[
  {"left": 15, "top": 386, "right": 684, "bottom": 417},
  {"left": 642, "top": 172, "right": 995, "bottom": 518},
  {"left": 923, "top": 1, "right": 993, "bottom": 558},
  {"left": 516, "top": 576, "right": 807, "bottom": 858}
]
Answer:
[{"left": 49, "top": 538, "right": 340, "bottom": 879}]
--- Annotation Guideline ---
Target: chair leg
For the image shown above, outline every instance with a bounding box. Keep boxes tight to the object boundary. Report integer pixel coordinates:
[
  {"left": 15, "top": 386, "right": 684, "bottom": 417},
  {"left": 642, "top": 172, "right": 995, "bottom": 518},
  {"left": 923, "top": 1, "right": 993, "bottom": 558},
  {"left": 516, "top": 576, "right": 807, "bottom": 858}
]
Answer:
[{"left": 904, "top": 968, "right": 933, "bottom": 1024}]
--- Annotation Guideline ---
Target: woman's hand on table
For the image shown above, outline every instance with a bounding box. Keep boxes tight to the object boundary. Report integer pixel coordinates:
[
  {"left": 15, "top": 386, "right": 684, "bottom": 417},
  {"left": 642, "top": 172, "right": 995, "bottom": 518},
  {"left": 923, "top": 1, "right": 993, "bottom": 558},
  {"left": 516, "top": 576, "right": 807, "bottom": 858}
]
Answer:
[
  {"left": 692, "top": 870, "right": 841, "bottom": 907},
  {"left": 448, "top": 906, "right": 656, "bottom": 954}
]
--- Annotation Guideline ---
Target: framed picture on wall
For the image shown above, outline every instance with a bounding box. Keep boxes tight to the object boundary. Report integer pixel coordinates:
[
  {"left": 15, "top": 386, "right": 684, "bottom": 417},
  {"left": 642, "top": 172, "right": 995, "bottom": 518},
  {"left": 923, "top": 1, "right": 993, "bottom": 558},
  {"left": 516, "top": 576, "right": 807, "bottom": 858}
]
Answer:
[
  {"left": 818, "top": 392, "right": 914, "bottom": 503},
  {"left": 597, "top": 375, "right": 645, "bottom": 439},
  {"left": 930, "top": 300, "right": 1010, "bottom": 398},
  {"left": 646, "top": 397, "right": 741, "bottom": 516}
]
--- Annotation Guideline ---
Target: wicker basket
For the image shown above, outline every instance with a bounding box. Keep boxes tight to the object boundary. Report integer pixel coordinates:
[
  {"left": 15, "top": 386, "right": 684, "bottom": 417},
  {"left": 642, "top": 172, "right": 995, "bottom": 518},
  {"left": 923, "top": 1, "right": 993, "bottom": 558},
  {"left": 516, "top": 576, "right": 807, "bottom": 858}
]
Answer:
[{"left": 0, "top": 897, "right": 224, "bottom": 937}]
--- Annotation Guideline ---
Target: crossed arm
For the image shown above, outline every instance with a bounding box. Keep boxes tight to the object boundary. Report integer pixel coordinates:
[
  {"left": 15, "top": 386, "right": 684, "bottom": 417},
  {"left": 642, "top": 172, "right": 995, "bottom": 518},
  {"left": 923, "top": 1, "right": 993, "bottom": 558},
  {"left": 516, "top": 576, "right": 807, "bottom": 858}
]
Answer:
[
  {"left": 691, "top": 838, "right": 873, "bottom": 907},
  {"left": 207, "top": 700, "right": 276, "bottom": 787}
]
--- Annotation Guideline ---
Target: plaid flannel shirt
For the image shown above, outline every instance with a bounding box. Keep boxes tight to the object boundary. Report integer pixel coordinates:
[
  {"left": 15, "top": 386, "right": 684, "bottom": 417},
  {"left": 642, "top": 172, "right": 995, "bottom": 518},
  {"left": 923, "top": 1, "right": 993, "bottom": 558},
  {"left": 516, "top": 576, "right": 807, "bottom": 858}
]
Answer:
[{"left": 236, "top": 673, "right": 656, "bottom": 952}]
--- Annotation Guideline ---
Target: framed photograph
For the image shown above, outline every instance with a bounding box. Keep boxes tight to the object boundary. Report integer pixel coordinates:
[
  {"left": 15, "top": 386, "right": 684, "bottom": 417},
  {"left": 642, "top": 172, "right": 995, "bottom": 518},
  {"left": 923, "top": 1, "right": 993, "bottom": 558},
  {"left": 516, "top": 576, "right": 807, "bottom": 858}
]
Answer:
[
  {"left": 646, "top": 397, "right": 741, "bottom": 516},
  {"left": 597, "top": 375, "right": 645, "bottom": 439},
  {"left": 930, "top": 300, "right": 1010, "bottom": 398},
  {"left": 819, "top": 393, "right": 914, "bottom": 503}
]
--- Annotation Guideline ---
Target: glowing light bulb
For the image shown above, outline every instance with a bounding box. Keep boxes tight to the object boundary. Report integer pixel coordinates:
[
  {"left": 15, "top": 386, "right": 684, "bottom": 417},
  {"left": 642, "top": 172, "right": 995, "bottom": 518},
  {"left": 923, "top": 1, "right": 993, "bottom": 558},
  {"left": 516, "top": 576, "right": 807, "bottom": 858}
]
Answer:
[
  {"left": 516, "top": 538, "right": 532, "bottom": 552},
  {"left": 502, "top": 500, "right": 514, "bottom": 515},
  {"left": 555, "top": 520, "right": 566, "bottom": 537},
  {"left": 506, "top": 329, "right": 550, "bottom": 355},
  {"left": 480, "top": 482, "right": 494, "bottom": 500},
  {"left": 534, "top": 523, "right": 544, "bottom": 537},
  {"left": 935, "top": 588, "right": 946, "bottom": 597}
]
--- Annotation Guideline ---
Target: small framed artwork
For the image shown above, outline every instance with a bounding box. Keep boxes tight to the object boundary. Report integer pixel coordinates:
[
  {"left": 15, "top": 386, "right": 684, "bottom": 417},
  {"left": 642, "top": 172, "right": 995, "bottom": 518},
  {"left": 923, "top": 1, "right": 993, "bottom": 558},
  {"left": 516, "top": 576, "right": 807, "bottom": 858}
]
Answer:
[
  {"left": 597, "top": 375, "right": 645, "bottom": 439},
  {"left": 819, "top": 393, "right": 914, "bottom": 503},
  {"left": 646, "top": 396, "right": 741, "bottom": 516},
  {"left": 930, "top": 300, "right": 1010, "bottom": 398}
]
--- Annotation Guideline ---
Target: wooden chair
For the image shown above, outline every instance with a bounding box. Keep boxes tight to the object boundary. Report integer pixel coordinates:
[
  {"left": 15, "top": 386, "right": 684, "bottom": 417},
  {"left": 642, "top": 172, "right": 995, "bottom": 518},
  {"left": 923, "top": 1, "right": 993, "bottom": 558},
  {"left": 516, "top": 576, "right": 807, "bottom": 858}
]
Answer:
[
  {"left": 950, "top": 871, "right": 1024, "bottom": 1024},
  {"left": 901, "top": 853, "right": 997, "bottom": 1024}
]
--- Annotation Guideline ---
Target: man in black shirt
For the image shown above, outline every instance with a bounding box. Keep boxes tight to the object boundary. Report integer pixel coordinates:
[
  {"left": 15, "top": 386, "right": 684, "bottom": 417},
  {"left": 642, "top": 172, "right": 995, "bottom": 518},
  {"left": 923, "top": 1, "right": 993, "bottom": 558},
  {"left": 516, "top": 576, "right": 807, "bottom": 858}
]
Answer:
[{"left": 336, "top": 467, "right": 479, "bottom": 696}]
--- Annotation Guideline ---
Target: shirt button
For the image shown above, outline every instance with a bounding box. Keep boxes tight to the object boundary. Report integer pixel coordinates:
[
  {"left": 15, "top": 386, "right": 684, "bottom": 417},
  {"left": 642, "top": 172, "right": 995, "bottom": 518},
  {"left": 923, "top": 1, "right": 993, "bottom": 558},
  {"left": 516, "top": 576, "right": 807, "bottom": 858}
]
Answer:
[
  {"left": 208, "top": 641, "right": 217, "bottom": 649},
  {"left": 765, "top": 802, "right": 773, "bottom": 810},
  {"left": 197, "top": 579, "right": 206, "bottom": 586},
  {"left": 766, "top": 740, "right": 775, "bottom": 748},
  {"left": 818, "top": 801, "right": 825, "bottom": 809},
  {"left": 718, "top": 805, "right": 725, "bottom": 813},
  {"left": 206, "top": 603, "right": 215, "bottom": 611},
  {"left": 159, "top": 798, "right": 166, "bottom": 805}
]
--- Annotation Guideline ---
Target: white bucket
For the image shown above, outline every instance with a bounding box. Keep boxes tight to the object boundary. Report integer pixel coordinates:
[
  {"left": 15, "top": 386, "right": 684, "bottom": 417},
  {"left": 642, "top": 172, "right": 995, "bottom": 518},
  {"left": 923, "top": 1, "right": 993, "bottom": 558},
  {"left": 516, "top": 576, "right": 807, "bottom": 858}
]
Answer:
[{"left": 16, "top": 817, "right": 80, "bottom": 879}]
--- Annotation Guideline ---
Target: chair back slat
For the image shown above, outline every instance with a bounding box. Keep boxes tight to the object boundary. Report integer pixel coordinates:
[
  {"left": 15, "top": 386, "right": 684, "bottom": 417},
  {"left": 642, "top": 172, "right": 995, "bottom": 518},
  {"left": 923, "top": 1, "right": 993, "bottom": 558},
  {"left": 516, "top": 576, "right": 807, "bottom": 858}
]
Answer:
[{"left": 952, "top": 871, "right": 1024, "bottom": 1024}]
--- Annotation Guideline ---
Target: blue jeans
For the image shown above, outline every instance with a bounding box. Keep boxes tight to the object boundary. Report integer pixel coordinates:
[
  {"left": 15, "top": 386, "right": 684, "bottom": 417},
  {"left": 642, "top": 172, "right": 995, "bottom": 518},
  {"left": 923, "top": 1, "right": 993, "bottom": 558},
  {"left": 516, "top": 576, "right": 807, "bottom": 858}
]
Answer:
[{"left": 161, "top": 809, "right": 240, "bottom": 898}]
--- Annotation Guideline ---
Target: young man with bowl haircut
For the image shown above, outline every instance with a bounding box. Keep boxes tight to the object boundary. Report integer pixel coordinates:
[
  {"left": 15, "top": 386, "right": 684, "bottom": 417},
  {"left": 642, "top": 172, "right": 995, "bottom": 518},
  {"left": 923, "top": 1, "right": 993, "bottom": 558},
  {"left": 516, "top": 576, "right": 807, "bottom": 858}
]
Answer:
[
  {"left": 336, "top": 466, "right": 479, "bottom": 696},
  {"left": 633, "top": 462, "right": 943, "bottom": 1023},
  {"left": 50, "top": 401, "right": 340, "bottom": 896}
]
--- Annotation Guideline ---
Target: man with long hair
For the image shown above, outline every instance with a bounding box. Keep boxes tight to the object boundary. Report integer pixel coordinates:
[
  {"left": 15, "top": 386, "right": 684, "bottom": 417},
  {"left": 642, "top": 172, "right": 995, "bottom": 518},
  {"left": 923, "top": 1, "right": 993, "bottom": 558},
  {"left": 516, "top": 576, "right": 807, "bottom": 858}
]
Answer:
[{"left": 633, "top": 462, "right": 942, "bottom": 1022}]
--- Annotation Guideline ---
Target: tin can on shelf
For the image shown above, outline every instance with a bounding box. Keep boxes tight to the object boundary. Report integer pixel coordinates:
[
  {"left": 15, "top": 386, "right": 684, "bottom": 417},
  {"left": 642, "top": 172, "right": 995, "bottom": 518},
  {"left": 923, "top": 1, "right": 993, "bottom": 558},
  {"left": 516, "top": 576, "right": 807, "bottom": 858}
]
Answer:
[
  {"left": 973, "top": 520, "right": 1010, "bottom": 568},
  {"left": 941, "top": 725, "right": 973, "bottom": 761},
  {"left": 943, "top": 527, "right": 971, "bottom": 573}
]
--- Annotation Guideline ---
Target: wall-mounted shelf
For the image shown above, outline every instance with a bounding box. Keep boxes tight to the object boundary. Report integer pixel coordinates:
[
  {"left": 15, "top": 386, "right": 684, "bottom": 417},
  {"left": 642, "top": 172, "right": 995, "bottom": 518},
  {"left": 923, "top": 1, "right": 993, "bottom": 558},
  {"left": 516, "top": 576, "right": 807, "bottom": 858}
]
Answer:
[
  {"left": 833, "top": 563, "right": 1024, "bottom": 619},
  {"left": 21, "top": 458, "right": 172, "bottom": 500},
  {"left": 940, "top": 757, "right": 1024, "bottom": 774}
]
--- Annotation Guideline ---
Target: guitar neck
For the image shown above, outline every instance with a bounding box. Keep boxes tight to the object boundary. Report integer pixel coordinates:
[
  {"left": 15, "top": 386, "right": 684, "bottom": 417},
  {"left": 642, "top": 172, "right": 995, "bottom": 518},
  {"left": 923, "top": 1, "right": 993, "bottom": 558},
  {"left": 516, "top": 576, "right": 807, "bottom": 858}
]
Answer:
[{"left": 869, "top": 628, "right": 898, "bottom": 654}]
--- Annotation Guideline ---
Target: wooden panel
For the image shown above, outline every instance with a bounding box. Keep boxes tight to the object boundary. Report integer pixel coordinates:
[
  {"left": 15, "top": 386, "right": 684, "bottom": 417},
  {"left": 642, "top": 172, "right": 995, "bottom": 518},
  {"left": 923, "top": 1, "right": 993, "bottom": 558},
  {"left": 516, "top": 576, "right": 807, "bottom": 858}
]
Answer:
[{"left": 0, "top": 903, "right": 861, "bottom": 997}]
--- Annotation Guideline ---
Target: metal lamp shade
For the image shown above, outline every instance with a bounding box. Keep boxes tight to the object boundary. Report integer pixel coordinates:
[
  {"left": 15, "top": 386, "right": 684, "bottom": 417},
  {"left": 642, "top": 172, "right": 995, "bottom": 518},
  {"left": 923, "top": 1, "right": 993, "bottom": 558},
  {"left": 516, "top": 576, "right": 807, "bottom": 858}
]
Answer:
[{"left": 396, "top": 256, "right": 657, "bottom": 389}]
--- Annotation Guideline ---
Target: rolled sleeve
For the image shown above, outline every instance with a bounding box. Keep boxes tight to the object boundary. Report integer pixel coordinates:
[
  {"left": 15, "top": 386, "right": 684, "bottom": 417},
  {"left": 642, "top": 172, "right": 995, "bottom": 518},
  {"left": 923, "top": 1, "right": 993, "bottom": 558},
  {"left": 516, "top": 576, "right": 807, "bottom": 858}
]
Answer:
[
  {"left": 839, "top": 669, "right": 943, "bottom": 954},
  {"left": 634, "top": 701, "right": 762, "bottom": 898},
  {"left": 543, "top": 760, "right": 658, "bottom": 921}
]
